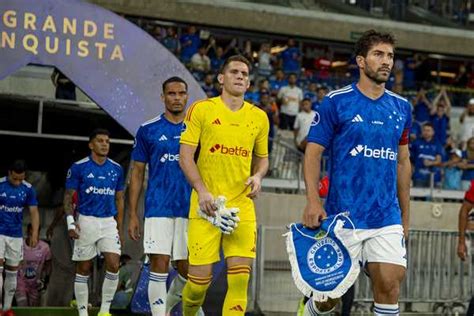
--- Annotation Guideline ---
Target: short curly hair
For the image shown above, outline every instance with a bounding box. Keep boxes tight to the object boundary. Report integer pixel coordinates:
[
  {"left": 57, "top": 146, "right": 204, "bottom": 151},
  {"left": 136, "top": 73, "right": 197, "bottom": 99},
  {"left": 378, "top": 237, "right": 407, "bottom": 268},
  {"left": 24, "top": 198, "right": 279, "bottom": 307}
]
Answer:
[{"left": 354, "top": 30, "right": 396, "bottom": 58}]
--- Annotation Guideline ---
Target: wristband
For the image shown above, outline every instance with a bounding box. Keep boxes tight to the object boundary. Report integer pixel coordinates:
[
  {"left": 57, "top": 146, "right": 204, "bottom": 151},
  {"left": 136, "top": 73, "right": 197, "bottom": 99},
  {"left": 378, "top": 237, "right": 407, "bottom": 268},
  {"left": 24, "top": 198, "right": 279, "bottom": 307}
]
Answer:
[{"left": 66, "top": 215, "right": 76, "bottom": 231}]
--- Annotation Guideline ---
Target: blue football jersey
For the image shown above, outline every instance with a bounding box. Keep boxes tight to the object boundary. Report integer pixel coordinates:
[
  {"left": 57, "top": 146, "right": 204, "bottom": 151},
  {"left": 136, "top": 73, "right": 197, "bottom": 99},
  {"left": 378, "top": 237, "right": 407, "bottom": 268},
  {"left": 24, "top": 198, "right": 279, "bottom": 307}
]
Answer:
[
  {"left": 131, "top": 114, "right": 191, "bottom": 218},
  {"left": 65, "top": 157, "right": 124, "bottom": 218},
  {"left": 411, "top": 138, "right": 443, "bottom": 182},
  {"left": 0, "top": 177, "right": 38, "bottom": 237},
  {"left": 307, "top": 83, "right": 412, "bottom": 229}
]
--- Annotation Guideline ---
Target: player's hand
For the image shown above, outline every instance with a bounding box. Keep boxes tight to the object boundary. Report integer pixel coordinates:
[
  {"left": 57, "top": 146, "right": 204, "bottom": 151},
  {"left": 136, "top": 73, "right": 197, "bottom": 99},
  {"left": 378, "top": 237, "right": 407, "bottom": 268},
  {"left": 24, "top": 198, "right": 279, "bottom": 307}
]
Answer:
[
  {"left": 246, "top": 175, "right": 262, "bottom": 199},
  {"left": 302, "top": 199, "right": 326, "bottom": 229},
  {"left": 198, "top": 207, "right": 240, "bottom": 234},
  {"left": 30, "top": 234, "right": 38, "bottom": 248},
  {"left": 68, "top": 224, "right": 80, "bottom": 239},
  {"left": 128, "top": 214, "right": 141, "bottom": 241},
  {"left": 458, "top": 240, "right": 467, "bottom": 261},
  {"left": 198, "top": 190, "right": 217, "bottom": 216}
]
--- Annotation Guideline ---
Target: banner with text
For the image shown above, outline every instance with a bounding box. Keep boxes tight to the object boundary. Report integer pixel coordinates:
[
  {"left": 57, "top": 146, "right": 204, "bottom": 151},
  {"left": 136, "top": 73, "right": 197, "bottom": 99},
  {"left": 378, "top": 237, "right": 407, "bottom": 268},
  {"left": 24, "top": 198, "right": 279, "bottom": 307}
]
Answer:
[{"left": 0, "top": 0, "right": 205, "bottom": 135}]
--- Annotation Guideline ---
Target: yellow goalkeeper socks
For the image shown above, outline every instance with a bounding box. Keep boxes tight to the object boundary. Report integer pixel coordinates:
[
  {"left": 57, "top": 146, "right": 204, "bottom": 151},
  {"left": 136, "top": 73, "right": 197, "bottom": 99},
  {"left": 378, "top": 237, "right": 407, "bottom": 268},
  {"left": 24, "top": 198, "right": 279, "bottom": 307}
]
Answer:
[
  {"left": 223, "top": 265, "right": 251, "bottom": 315},
  {"left": 182, "top": 274, "right": 212, "bottom": 316}
]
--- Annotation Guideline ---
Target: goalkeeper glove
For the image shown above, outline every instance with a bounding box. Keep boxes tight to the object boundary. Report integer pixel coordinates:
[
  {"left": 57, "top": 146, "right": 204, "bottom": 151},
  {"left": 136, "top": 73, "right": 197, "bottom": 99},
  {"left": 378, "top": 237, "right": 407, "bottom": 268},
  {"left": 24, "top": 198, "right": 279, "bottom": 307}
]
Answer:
[{"left": 198, "top": 196, "right": 240, "bottom": 234}]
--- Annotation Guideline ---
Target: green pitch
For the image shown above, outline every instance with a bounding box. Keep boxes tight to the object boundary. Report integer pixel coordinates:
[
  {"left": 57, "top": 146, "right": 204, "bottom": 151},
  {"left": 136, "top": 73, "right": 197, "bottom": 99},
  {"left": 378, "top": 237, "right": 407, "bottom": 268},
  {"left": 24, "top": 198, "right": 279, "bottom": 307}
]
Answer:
[{"left": 11, "top": 307, "right": 147, "bottom": 316}]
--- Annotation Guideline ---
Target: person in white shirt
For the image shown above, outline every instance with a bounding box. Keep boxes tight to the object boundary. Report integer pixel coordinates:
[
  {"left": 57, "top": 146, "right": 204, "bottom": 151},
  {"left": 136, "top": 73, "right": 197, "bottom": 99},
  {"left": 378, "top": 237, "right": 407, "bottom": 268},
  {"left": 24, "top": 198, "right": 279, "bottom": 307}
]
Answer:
[
  {"left": 294, "top": 98, "right": 315, "bottom": 152},
  {"left": 278, "top": 73, "right": 303, "bottom": 130},
  {"left": 190, "top": 46, "right": 211, "bottom": 74}
]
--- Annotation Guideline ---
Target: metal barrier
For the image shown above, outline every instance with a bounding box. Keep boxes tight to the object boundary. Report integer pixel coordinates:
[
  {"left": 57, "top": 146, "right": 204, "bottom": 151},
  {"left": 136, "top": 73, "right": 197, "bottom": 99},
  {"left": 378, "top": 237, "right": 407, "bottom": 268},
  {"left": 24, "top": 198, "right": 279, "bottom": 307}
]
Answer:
[
  {"left": 268, "top": 136, "right": 303, "bottom": 182},
  {"left": 254, "top": 226, "right": 472, "bottom": 314}
]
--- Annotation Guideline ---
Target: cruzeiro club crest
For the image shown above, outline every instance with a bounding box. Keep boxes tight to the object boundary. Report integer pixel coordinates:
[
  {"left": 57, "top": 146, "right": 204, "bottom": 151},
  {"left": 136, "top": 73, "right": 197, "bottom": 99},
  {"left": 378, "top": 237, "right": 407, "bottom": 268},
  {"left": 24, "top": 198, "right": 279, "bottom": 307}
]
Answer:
[{"left": 307, "top": 237, "right": 344, "bottom": 275}]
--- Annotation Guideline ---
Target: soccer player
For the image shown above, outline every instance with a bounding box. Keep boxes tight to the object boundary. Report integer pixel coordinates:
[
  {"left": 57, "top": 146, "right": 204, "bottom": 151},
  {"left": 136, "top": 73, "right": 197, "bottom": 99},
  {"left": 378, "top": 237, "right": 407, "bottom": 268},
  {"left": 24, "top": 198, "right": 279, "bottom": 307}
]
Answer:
[
  {"left": 302, "top": 30, "right": 411, "bottom": 315},
  {"left": 457, "top": 180, "right": 474, "bottom": 316},
  {"left": 179, "top": 55, "right": 269, "bottom": 316},
  {"left": 0, "top": 160, "right": 40, "bottom": 316},
  {"left": 128, "top": 76, "right": 195, "bottom": 316},
  {"left": 65, "top": 129, "right": 124, "bottom": 316},
  {"left": 16, "top": 224, "right": 51, "bottom": 306}
]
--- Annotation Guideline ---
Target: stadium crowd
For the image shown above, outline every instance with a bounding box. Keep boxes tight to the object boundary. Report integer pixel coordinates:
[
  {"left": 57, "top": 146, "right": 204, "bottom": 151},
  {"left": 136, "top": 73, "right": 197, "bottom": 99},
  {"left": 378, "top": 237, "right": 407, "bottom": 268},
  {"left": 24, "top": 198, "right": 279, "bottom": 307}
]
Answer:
[{"left": 146, "top": 23, "right": 474, "bottom": 190}]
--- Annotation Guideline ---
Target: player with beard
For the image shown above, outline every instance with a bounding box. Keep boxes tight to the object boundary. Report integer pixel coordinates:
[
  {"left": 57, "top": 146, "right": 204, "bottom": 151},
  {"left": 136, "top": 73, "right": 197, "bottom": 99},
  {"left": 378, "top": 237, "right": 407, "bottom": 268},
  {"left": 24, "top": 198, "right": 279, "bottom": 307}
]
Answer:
[
  {"left": 302, "top": 30, "right": 411, "bottom": 315},
  {"left": 128, "top": 77, "right": 199, "bottom": 315}
]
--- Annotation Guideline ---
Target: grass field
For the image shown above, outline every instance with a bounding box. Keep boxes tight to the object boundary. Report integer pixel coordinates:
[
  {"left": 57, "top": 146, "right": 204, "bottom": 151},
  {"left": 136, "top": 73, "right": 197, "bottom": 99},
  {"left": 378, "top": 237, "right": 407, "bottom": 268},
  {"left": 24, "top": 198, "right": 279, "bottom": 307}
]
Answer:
[{"left": 10, "top": 307, "right": 148, "bottom": 316}]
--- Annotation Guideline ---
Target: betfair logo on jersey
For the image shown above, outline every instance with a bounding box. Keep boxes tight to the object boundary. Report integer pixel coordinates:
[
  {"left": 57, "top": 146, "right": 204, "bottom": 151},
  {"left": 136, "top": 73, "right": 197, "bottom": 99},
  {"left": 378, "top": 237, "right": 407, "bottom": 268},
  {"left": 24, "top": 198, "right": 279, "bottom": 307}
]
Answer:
[
  {"left": 0, "top": 205, "right": 22, "bottom": 213},
  {"left": 85, "top": 186, "right": 116, "bottom": 195},
  {"left": 209, "top": 144, "right": 250, "bottom": 157},
  {"left": 350, "top": 145, "right": 397, "bottom": 161},
  {"left": 160, "top": 153, "right": 180, "bottom": 163}
]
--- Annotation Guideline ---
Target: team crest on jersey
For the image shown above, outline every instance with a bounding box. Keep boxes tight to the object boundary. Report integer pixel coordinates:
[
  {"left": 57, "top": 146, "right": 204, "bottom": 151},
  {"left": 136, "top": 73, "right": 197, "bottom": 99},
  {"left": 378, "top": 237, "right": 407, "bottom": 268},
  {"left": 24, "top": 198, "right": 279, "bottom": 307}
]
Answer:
[{"left": 311, "top": 112, "right": 320, "bottom": 126}]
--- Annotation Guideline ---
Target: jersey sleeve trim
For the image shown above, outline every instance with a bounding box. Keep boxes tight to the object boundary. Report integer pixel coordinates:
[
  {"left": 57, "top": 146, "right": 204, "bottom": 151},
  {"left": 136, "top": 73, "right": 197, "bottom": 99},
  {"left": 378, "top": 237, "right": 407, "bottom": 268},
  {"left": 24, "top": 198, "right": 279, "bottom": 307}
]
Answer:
[
  {"left": 180, "top": 139, "right": 199, "bottom": 146},
  {"left": 185, "top": 99, "right": 208, "bottom": 121}
]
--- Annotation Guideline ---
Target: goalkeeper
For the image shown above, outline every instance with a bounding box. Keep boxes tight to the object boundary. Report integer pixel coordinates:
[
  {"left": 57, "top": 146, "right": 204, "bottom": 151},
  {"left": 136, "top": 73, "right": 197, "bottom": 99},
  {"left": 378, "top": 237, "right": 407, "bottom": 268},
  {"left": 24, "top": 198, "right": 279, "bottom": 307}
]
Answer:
[{"left": 179, "top": 55, "right": 269, "bottom": 316}]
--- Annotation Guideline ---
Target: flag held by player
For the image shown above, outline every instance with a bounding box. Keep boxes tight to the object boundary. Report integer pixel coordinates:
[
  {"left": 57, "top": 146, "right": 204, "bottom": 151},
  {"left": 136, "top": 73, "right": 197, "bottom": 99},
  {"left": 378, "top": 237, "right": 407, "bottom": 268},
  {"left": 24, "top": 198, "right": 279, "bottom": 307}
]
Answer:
[{"left": 285, "top": 213, "right": 360, "bottom": 302}]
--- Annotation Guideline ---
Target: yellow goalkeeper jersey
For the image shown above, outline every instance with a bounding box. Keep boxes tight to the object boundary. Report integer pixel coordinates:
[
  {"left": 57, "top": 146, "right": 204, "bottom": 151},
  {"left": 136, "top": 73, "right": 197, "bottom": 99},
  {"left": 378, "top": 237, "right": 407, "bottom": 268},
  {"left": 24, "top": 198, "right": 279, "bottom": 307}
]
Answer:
[{"left": 180, "top": 96, "right": 269, "bottom": 221}]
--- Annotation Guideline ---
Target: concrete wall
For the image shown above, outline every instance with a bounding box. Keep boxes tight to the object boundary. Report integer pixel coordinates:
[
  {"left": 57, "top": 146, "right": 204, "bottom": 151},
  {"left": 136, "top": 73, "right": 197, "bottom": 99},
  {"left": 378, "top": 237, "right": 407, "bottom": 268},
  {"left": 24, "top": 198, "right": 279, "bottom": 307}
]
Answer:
[{"left": 88, "top": 0, "right": 474, "bottom": 57}]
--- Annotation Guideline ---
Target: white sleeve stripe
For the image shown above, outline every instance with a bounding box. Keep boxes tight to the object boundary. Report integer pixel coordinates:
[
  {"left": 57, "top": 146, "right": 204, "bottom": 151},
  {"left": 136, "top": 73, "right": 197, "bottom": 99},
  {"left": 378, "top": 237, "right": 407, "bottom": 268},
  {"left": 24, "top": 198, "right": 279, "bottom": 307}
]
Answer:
[
  {"left": 328, "top": 88, "right": 354, "bottom": 99},
  {"left": 75, "top": 157, "right": 90, "bottom": 164}
]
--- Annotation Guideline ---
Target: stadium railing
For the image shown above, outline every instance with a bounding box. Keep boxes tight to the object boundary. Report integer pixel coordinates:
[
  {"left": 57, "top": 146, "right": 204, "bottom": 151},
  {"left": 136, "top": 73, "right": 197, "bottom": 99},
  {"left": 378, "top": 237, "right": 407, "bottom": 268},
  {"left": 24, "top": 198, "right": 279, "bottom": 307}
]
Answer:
[{"left": 252, "top": 226, "right": 472, "bottom": 314}]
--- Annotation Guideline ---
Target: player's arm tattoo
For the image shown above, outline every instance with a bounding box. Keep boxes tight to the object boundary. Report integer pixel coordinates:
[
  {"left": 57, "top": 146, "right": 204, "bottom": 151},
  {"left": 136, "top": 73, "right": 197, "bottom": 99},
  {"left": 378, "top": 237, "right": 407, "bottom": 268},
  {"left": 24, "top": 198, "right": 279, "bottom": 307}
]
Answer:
[{"left": 63, "top": 189, "right": 76, "bottom": 216}]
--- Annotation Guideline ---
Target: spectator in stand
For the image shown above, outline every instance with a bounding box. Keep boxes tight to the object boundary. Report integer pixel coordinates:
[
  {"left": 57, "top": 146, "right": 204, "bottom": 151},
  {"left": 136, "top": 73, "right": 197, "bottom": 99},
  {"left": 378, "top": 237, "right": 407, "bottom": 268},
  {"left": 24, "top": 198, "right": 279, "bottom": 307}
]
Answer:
[
  {"left": 442, "top": 148, "right": 462, "bottom": 190},
  {"left": 277, "top": 73, "right": 303, "bottom": 130},
  {"left": 409, "top": 121, "right": 422, "bottom": 143},
  {"left": 454, "top": 64, "right": 469, "bottom": 88},
  {"left": 243, "top": 40, "right": 254, "bottom": 64},
  {"left": 201, "top": 73, "right": 218, "bottom": 98},
  {"left": 429, "top": 87, "right": 451, "bottom": 146},
  {"left": 460, "top": 99, "right": 474, "bottom": 149},
  {"left": 413, "top": 86, "right": 432, "bottom": 124},
  {"left": 314, "top": 51, "right": 332, "bottom": 82},
  {"left": 404, "top": 55, "right": 417, "bottom": 90},
  {"left": 293, "top": 98, "right": 315, "bottom": 152},
  {"left": 393, "top": 58, "right": 404, "bottom": 94},
  {"left": 211, "top": 46, "right": 225, "bottom": 73},
  {"left": 190, "top": 46, "right": 211, "bottom": 80},
  {"left": 244, "top": 81, "right": 260, "bottom": 104},
  {"left": 279, "top": 38, "right": 301, "bottom": 74},
  {"left": 411, "top": 123, "right": 443, "bottom": 187},
  {"left": 304, "top": 82, "right": 318, "bottom": 109},
  {"left": 257, "top": 42, "right": 274, "bottom": 79},
  {"left": 413, "top": 53, "right": 430, "bottom": 88},
  {"left": 270, "top": 69, "right": 288, "bottom": 95},
  {"left": 259, "top": 79, "right": 271, "bottom": 92},
  {"left": 258, "top": 91, "right": 279, "bottom": 153},
  {"left": 180, "top": 26, "right": 201, "bottom": 64},
  {"left": 150, "top": 25, "right": 164, "bottom": 42},
  {"left": 161, "top": 27, "right": 179, "bottom": 56},
  {"left": 223, "top": 38, "right": 241, "bottom": 58},
  {"left": 459, "top": 137, "right": 474, "bottom": 190},
  {"left": 314, "top": 86, "right": 329, "bottom": 111}
]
